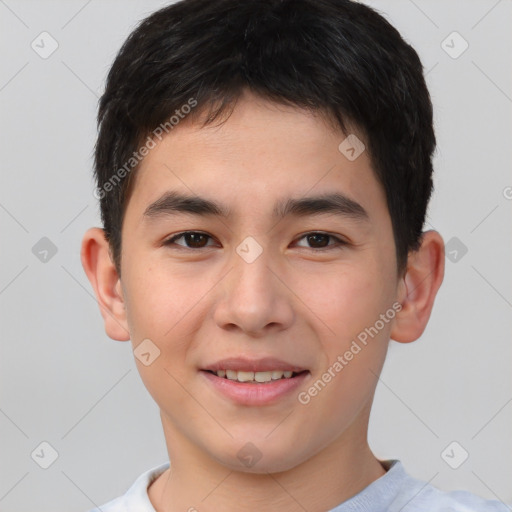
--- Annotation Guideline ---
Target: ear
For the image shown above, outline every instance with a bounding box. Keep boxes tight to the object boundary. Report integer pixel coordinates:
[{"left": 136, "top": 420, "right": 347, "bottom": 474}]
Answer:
[
  {"left": 391, "top": 230, "right": 445, "bottom": 343},
  {"left": 80, "top": 227, "right": 130, "bottom": 341}
]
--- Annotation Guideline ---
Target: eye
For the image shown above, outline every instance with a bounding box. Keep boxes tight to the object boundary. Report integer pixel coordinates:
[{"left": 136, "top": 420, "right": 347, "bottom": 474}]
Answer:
[
  {"left": 162, "top": 231, "right": 347, "bottom": 251},
  {"left": 294, "top": 232, "right": 347, "bottom": 250},
  {"left": 163, "top": 231, "right": 217, "bottom": 249}
]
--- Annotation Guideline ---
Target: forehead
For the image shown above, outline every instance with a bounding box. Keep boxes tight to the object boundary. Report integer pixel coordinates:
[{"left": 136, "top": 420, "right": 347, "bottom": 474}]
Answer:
[{"left": 125, "top": 93, "right": 387, "bottom": 226}]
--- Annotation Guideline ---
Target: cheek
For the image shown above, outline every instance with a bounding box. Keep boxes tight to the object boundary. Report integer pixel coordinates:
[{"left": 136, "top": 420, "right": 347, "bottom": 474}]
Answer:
[
  {"left": 121, "top": 264, "right": 198, "bottom": 411},
  {"left": 123, "top": 261, "right": 197, "bottom": 340},
  {"left": 299, "top": 264, "right": 384, "bottom": 339},
  {"left": 299, "top": 260, "right": 395, "bottom": 383},
  {"left": 121, "top": 259, "right": 214, "bottom": 382}
]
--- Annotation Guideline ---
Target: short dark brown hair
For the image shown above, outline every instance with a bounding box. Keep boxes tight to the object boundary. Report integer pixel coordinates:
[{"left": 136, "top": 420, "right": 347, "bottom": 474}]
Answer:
[{"left": 94, "top": 0, "right": 436, "bottom": 277}]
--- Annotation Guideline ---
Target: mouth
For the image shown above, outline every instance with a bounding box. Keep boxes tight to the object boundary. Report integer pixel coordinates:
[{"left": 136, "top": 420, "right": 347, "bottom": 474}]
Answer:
[
  {"left": 203, "top": 369, "right": 308, "bottom": 383},
  {"left": 200, "top": 358, "right": 310, "bottom": 405}
]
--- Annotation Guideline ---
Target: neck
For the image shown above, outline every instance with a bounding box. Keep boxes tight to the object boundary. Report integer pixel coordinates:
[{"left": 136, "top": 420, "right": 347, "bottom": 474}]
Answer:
[{"left": 149, "top": 409, "right": 386, "bottom": 512}]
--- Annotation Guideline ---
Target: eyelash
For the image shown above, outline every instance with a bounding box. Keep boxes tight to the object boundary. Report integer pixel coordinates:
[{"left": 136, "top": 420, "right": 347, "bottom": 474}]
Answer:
[{"left": 162, "top": 231, "right": 347, "bottom": 251}]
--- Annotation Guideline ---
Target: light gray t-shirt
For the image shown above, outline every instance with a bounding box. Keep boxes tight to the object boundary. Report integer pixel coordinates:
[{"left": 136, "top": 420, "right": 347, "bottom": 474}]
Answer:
[{"left": 88, "top": 459, "right": 509, "bottom": 511}]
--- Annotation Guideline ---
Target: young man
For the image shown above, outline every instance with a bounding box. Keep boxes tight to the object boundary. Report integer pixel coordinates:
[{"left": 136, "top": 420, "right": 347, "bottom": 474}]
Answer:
[{"left": 80, "top": 0, "right": 507, "bottom": 510}]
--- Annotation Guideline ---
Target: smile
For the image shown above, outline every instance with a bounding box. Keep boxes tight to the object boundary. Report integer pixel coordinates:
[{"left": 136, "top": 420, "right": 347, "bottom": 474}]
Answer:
[
  {"left": 201, "top": 369, "right": 310, "bottom": 406},
  {"left": 207, "top": 369, "right": 306, "bottom": 383}
]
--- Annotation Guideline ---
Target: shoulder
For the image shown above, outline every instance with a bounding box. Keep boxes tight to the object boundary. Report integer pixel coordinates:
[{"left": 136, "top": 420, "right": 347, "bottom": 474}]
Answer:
[
  {"left": 85, "top": 461, "right": 170, "bottom": 512},
  {"left": 389, "top": 461, "right": 510, "bottom": 512}
]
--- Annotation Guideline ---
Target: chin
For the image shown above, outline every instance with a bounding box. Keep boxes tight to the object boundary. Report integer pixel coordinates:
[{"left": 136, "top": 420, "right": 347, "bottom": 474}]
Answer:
[
  {"left": 221, "top": 453, "right": 301, "bottom": 475},
  {"left": 208, "top": 436, "right": 311, "bottom": 475}
]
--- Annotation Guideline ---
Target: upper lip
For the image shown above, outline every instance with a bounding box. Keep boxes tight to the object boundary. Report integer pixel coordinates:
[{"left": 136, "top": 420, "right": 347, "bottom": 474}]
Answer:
[{"left": 202, "top": 357, "right": 307, "bottom": 373}]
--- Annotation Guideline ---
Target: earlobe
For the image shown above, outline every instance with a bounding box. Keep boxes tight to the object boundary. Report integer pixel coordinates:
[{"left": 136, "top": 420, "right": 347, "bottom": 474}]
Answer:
[
  {"left": 80, "top": 227, "right": 131, "bottom": 341},
  {"left": 390, "top": 230, "right": 445, "bottom": 344}
]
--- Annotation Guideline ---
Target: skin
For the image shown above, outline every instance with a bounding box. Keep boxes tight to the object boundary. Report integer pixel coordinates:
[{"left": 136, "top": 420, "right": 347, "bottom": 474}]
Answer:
[{"left": 81, "top": 90, "right": 444, "bottom": 512}]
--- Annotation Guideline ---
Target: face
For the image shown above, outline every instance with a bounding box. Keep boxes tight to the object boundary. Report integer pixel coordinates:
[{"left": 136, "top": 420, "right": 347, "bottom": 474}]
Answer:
[{"left": 107, "top": 92, "right": 405, "bottom": 472}]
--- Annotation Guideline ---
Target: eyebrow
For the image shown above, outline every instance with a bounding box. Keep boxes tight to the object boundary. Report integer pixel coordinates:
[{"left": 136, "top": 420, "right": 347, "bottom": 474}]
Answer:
[{"left": 142, "top": 190, "right": 369, "bottom": 223}]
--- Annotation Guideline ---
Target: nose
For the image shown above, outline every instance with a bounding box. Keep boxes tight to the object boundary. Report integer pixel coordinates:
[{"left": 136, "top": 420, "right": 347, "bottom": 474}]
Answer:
[{"left": 213, "top": 241, "right": 295, "bottom": 337}]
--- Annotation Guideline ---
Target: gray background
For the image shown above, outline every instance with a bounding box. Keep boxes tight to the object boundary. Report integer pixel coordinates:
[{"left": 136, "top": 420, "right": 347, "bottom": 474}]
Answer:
[{"left": 0, "top": 0, "right": 511, "bottom": 510}]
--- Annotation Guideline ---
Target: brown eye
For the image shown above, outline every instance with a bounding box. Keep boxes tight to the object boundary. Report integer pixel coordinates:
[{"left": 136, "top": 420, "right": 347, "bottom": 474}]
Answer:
[
  {"left": 164, "top": 231, "right": 214, "bottom": 249},
  {"left": 295, "top": 232, "right": 346, "bottom": 250},
  {"left": 183, "top": 233, "right": 209, "bottom": 248},
  {"left": 306, "top": 233, "right": 330, "bottom": 248}
]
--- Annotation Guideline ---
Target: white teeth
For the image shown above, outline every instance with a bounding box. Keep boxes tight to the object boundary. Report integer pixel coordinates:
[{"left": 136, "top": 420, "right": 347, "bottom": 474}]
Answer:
[
  {"left": 226, "top": 369, "right": 237, "bottom": 380},
  {"left": 215, "top": 369, "right": 296, "bottom": 382},
  {"left": 254, "top": 371, "right": 272, "bottom": 382},
  {"left": 237, "top": 371, "right": 254, "bottom": 382}
]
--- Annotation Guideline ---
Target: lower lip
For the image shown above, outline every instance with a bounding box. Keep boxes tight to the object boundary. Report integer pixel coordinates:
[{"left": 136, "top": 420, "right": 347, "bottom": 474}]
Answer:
[{"left": 200, "top": 370, "right": 309, "bottom": 406}]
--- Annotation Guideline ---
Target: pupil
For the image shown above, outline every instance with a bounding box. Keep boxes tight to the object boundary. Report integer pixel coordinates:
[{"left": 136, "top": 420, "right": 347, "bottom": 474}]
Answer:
[
  {"left": 186, "top": 233, "right": 207, "bottom": 248},
  {"left": 308, "top": 234, "right": 328, "bottom": 248}
]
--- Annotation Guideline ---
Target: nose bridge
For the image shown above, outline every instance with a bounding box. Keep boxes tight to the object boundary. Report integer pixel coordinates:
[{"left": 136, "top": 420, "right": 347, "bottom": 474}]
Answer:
[
  {"left": 213, "top": 235, "right": 294, "bottom": 334},
  {"left": 232, "top": 235, "right": 277, "bottom": 302}
]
